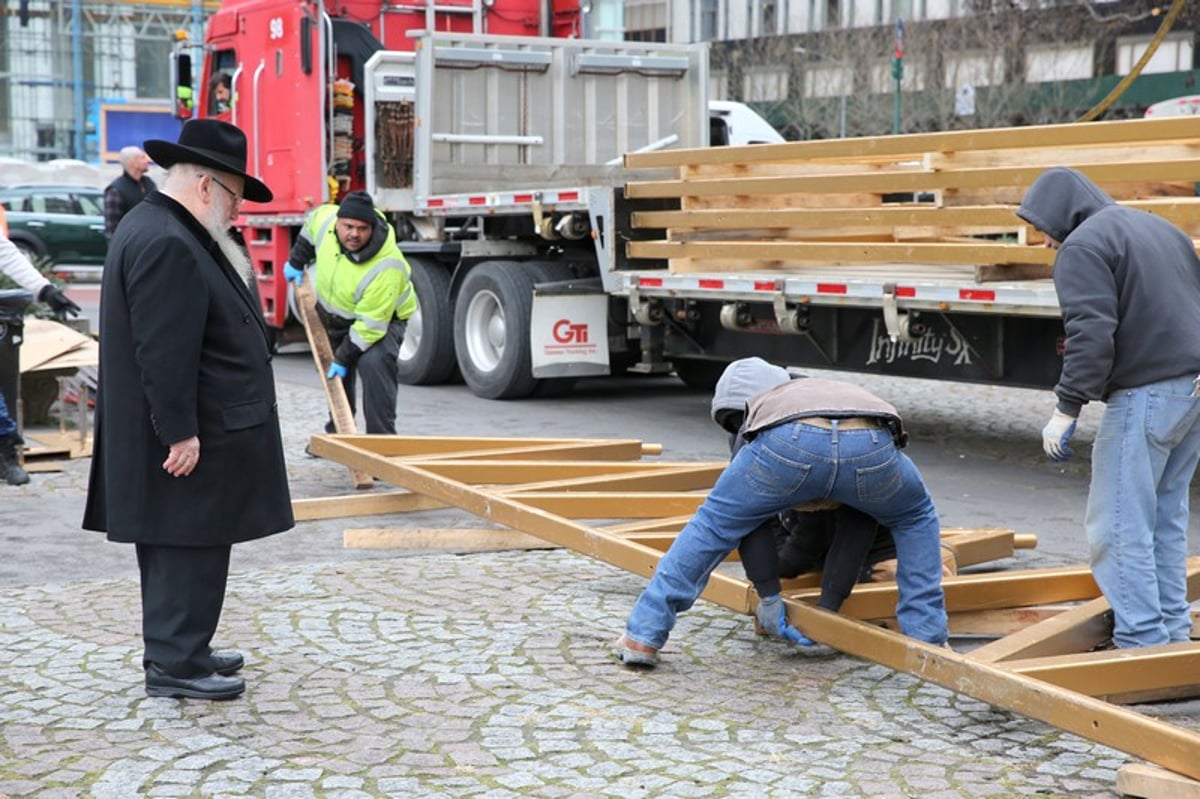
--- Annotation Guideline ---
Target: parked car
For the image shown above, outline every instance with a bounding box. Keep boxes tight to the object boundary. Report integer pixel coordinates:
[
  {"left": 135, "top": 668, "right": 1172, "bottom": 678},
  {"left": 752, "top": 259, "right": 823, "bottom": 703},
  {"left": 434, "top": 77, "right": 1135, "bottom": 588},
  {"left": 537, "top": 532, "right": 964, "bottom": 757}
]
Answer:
[{"left": 0, "top": 184, "right": 107, "bottom": 280}]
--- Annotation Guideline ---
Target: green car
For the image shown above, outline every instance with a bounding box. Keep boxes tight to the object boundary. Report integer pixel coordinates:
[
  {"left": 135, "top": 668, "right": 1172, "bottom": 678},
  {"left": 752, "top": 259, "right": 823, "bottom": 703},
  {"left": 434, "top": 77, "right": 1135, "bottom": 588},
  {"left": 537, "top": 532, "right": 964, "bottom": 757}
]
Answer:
[{"left": 0, "top": 184, "right": 108, "bottom": 281}]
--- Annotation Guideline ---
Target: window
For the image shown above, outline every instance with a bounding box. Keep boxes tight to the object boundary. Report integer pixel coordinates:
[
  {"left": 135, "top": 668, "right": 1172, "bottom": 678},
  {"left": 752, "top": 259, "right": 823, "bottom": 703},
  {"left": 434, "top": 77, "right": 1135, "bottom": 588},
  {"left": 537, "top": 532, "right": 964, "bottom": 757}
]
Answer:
[
  {"left": 76, "top": 192, "right": 103, "bottom": 216},
  {"left": 804, "top": 63, "right": 852, "bottom": 97},
  {"left": 700, "top": 0, "right": 720, "bottom": 40},
  {"left": 1025, "top": 44, "right": 1094, "bottom": 82},
  {"left": 943, "top": 51, "right": 1004, "bottom": 89},
  {"left": 744, "top": 67, "right": 790, "bottom": 101},
  {"left": 1117, "top": 33, "right": 1194, "bottom": 75},
  {"left": 136, "top": 38, "right": 173, "bottom": 99},
  {"left": 31, "top": 193, "right": 76, "bottom": 215}
]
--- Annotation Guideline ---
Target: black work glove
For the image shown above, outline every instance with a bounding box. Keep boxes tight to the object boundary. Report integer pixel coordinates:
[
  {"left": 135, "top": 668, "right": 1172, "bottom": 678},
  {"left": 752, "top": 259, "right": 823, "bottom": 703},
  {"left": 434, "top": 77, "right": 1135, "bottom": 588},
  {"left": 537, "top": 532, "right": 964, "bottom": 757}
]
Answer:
[{"left": 38, "top": 285, "right": 81, "bottom": 317}]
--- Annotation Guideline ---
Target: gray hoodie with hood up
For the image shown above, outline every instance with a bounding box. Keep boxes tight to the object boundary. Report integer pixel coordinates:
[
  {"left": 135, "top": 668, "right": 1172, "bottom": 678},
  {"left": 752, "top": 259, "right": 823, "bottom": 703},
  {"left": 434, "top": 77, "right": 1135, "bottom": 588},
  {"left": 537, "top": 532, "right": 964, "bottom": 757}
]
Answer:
[{"left": 1016, "top": 166, "right": 1200, "bottom": 415}]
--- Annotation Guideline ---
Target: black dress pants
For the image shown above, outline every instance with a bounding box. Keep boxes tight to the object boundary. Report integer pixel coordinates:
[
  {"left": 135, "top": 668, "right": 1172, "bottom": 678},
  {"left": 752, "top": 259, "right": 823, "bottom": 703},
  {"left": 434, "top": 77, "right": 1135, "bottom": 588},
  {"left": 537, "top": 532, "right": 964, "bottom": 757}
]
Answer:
[
  {"left": 136, "top": 543, "right": 232, "bottom": 677},
  {"left": 325, "top": 317, "right": 406, "bottom": 435}
]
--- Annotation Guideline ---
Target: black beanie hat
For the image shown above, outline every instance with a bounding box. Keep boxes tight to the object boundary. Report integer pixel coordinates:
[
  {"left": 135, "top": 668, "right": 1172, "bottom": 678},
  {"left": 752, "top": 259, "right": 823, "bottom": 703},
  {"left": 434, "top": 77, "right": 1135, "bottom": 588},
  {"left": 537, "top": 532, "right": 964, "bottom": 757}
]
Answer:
[{"left": 336, "top": 191, "right": 377, "bottom": 224}]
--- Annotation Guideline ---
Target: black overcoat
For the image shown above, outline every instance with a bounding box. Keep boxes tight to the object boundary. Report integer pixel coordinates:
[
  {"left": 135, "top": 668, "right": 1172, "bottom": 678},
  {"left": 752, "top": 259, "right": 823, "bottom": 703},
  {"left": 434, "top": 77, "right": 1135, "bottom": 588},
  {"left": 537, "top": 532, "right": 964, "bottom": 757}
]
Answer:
[{"left": 83, "top": 192, "right": 294, "bottom": 545}]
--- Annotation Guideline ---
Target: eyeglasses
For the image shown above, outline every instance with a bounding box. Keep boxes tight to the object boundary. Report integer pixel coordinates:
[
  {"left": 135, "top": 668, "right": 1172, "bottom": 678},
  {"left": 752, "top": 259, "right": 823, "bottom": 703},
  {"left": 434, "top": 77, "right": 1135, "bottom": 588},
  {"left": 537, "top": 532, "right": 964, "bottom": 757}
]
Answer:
[{"left": 207, "top": 174, "right": 244, "bottom": 207}]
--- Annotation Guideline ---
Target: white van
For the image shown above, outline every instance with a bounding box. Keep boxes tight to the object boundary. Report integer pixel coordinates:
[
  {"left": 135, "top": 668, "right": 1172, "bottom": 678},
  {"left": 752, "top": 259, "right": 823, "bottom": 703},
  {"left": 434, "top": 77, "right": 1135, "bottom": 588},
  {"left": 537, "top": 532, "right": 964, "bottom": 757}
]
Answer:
[{"left": 709, "top": 100, "right": 787, "bottom": 145}]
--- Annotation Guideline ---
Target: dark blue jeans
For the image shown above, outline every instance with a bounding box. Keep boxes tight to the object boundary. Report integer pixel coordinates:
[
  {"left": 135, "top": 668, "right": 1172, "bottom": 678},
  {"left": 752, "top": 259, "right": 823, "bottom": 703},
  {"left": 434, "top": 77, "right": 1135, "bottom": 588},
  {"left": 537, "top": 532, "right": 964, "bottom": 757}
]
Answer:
[{"left": 625, "top": 420, "right": 949, "bottom": 648}]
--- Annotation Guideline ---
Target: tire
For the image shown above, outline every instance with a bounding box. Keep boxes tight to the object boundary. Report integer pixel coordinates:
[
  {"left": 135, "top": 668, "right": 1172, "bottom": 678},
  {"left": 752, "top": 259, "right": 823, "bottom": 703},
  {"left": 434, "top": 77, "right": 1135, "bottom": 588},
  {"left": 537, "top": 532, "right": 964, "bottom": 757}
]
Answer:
[
  {"left": 453, "top": 260, "right": 539, "bottom": 399},
  {"left": 397, "top": 257, "right": 458, "bottom": 385},
  {"left": 11, "top": 237, "right": 46, "bottom": 264},
  {"left": 672, "top": 357, "right": 727, "bottom": 391}
]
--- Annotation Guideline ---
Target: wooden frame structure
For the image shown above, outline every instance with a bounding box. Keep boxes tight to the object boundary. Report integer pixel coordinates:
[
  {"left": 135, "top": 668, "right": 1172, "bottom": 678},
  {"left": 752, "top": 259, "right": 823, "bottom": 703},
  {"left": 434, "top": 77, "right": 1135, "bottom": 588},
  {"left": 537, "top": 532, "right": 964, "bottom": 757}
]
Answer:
[
  {"left": 301, "top": 433, "right": 1200, "bottom": 790},
  {"left": 622, "top": 116, "right": 1200, "bottom": 279}
]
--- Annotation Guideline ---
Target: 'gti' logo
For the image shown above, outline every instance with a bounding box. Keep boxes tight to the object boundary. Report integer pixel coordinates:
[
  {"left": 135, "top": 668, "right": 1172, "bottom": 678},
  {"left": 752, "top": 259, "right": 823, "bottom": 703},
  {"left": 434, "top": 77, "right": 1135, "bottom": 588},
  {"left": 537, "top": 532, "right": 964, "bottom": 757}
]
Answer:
[{"left": 553, "top": 319, "right": 589, "bottom": 344}]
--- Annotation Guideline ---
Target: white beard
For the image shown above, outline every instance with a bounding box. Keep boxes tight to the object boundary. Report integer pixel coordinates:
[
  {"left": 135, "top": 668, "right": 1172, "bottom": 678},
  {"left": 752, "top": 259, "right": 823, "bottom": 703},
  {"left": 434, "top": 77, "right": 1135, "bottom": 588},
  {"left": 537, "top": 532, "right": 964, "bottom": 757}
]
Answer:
[{"left": 203, "top": 199, "right": 254, "bottom": 285}]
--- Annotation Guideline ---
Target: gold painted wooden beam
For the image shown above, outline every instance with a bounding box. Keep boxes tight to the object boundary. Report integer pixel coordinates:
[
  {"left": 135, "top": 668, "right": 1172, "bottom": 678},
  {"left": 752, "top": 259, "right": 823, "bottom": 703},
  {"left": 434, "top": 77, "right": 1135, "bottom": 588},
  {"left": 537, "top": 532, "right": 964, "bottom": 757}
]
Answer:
[
  {"left": 1117, "top": 763, "right": 1200, "bottom": 799},
  {"left": 291, "top": 491, "right": 446, "bottom": 521},
  {"left": 627, "top": 239, "right": 1055, "bottom": 268},
  {"left": 624, "top": 116, "right": 1200, "bottom": 169},
  {"left": 313, "top": 435, "right": 660, "bottom": 459},
  {"left": 497, "top": 463, "right": 725, "bottom": 494},
  {"left": 411, "top": 460, "right": 716, "bottom": 484},
  {"left": 969, "top": 596, "right": 1112, "bottom": 663},
  {"left": 514, "top": 491, "right": 707, "bottom": 519},
  {"left": 1000, "top": 643, "right": 1200, "bottom": 701},
  {"left": 344, "top": 527, "right": 554, "bottom": 552},
  {"left": 788, "top": 567, "right": 1101, "bottom": 619}
]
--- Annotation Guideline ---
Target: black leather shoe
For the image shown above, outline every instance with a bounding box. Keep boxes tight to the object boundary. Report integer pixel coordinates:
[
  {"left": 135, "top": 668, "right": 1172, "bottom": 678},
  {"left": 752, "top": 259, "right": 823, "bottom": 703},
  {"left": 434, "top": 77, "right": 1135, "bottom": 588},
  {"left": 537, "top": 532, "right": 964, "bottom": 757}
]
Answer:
[
  {"left": 145, "top": 664, "right": 245, "bottom": 700},
  {"left": 211, "top": 650, "right": 244, "bottom": 676}
]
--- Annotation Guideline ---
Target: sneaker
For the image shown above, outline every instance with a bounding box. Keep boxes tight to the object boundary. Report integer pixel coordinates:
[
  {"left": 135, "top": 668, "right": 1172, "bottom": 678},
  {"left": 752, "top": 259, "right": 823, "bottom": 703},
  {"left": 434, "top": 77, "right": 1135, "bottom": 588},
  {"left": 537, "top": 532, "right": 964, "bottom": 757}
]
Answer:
[{"left": 613, "top": 635, "right": 659, "bottom": 668}]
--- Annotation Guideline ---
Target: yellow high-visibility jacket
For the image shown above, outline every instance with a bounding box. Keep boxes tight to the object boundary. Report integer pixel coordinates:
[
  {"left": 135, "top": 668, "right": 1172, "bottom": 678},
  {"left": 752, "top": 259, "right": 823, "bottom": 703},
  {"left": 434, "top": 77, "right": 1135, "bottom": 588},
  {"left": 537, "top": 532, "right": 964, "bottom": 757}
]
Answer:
[{"left": 293, "top": 204, "right": 417, "bottom": 360}]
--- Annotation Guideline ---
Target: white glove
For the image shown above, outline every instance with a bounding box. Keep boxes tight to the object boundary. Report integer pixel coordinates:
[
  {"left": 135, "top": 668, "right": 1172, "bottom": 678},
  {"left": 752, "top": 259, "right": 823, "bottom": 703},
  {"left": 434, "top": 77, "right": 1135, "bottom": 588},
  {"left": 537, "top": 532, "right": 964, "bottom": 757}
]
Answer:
[{"left": 1042, "top": 409, "right": 1078, "bottom": 462}]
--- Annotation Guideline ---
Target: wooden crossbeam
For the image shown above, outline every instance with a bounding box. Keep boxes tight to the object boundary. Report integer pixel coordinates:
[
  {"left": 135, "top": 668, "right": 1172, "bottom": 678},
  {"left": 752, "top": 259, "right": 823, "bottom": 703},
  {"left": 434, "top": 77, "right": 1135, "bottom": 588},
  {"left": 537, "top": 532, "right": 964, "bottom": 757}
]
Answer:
[
  {"left": 628, "top": 240, "right": 1055, "bottom": 268},
  {"left": 313, "top": 435, "right": 661, "bottom": 459},
  {"left": 344, "top": 527, "right": 553, "bottom": 551},
  {"left": 970, "top": 596, "right": 1112, "bottom": 663},
  {"left": 1118, "top": 763, "right": 1200, "bottom": 799},
  {"left": 625, "top": 160, "right": 1200, "bottom": 201},
  {"left": 514, "top": 491, "right": 707, "bottom": 519},
  {"left": 624, "top": 116, "right": 1200, "bottom": 169},
  {"left": 1001, "top": 643, "right": 1200, "bottom": 703},
  {"left": 292, "top": 490, "right": 446, "bottom": 521}
]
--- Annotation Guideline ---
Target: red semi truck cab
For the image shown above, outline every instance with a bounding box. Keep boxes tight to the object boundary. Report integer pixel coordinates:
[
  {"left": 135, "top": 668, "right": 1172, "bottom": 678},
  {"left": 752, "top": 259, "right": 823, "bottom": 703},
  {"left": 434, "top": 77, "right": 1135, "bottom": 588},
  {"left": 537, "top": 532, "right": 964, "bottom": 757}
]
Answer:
[{"left": 171, "top": 0, "right": 582, "bottom": 330}]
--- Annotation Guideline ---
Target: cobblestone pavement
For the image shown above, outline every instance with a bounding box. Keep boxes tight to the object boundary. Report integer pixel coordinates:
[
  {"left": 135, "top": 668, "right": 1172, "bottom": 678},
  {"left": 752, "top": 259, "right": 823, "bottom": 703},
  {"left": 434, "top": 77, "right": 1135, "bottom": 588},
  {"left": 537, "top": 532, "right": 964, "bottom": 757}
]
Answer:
[{"left": 2, "top": 364, "right": 1198, "bottom": 798}]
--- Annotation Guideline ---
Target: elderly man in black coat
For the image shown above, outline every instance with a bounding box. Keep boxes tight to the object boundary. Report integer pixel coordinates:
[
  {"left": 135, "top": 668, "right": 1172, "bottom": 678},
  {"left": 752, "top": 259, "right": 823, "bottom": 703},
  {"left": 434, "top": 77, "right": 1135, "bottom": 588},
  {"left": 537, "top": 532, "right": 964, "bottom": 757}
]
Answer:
[{"left": 83, "top": 119, "right": 293, "bottom": 700}]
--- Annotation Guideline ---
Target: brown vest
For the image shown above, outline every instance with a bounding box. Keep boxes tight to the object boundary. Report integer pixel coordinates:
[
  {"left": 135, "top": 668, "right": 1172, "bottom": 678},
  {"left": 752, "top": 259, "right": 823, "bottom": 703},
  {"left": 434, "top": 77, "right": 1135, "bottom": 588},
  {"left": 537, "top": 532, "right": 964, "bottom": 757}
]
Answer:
[{"left": 742, "top": 378, "right": 908, "bottom": 447}]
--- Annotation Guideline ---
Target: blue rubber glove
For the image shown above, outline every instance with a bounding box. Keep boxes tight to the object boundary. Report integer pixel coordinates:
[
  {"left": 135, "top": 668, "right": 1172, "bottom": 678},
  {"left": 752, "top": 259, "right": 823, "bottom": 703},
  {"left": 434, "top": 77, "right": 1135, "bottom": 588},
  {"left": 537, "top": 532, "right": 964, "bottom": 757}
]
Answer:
[
  {"left": 283, "top": 261, "right": 304, "bottom": 286},
  {"left": 1042, "top": 408, "right": 1077, "bottom": 462},
  {"left": 756, "top": 594, "right": 815, "bottom": 646},
  {"left": 326, "top": 362, "right": 348, "bottom": 380}
]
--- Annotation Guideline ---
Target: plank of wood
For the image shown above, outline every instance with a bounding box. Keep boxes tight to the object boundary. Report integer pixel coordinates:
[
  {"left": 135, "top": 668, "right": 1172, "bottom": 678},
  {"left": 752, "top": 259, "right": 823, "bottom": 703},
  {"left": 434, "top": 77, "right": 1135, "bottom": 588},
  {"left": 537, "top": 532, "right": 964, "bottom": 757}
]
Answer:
[
  {"left": 947, "top": 606, "right": 1067, "bottom": 637},
  {"left": 344, "top": 527, "right": 556, "bottom": 551},
  {"left": 294, "top": 280, "right": 373, "bottom": 489},
  {"left": 308, "top": 435, "right": 659, "bottom": 461},
  {"left": 23, "top": 461, "right": 64, "bottom": 474},
  {"left": 628, "top": 239, "right": 1055, "bottom": 268},
  {"left": 1000, "top": 642, "right": 1200, "bottom": 702},
  {"left": 624, "top": 116, "right": 1200, "bottom": 169},
  {"left": 292, "top": 491, "right": 446, "bottom": 521},
  {"left": 625, "top": 160, "right": 1200, "bottom": 200},
  {"left": 1118, "top": 763, "right": 1200, "bottom": 799},
  {"left": 975, "top": 263, "right": 1055, "bottom": 282}
]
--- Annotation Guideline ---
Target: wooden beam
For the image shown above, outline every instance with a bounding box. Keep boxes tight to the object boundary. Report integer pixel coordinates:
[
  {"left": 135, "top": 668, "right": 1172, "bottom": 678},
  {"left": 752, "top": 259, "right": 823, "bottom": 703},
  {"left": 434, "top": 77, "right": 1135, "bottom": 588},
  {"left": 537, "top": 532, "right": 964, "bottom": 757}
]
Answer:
[
  {"left": 623, "top": 116, "right": 1200, "bottom": 169},
  {"left": 788, "top": 567, "right": 1101, "bottom": 620},
  {"left": 947, "top": 606, "right": 1068, "bottom": 637},
  {"left": 1117, "top": 763, "right": 1200, "bottom": 799},
  {"left": 627, "top": 240, "right": 1054, "bottom": 268},
  {"left": 625, "top": 160, "right": 1200, "bottom": 200},
  {"left": 292, "top": 491, "right": 447, "bottom": 521},
  {"left": 294, "top": 279, "right": 372, "bottom": 490},
  {"left": 1000, "top": 643, "right": 1200, "bottom": 702},
  {"left": 970, "top": 597, "right": 1112, "bottom": 663},
  {"left": 515, "top": 491, "right": 707, "bottom": 519},
  {"left": 310, "top": 435, "right": 661, "bottom": 459},
  {"left": 344, "top": 527, "right": 554, "bottom": 551},
  {"left": 412, "top": 459, "right": 715, "bottom": 484}
]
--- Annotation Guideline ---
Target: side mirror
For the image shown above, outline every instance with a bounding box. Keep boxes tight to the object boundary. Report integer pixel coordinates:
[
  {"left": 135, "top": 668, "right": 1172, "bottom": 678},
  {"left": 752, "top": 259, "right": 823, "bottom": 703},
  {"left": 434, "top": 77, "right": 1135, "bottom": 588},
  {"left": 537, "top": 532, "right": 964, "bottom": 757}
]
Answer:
[{"left": 172, "top": 52, "right": 195, "bottom": 119}]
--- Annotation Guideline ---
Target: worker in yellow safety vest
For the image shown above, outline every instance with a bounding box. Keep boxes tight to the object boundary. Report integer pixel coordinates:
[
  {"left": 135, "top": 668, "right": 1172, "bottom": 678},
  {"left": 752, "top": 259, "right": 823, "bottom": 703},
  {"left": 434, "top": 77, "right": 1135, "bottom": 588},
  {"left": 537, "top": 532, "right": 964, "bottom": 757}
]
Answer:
[{"left": 284, "top": 191, "right": 417, "bottom": 435}]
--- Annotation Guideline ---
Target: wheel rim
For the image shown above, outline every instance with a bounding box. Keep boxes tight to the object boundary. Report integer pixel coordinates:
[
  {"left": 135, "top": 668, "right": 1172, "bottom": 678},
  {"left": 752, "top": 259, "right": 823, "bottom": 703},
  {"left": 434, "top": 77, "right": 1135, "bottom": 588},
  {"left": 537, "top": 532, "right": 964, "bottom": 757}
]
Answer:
[
  {"left": 463, "top": 288, "right": 504, "bottom": 373},
  {"left": 398, "top": 307, "right": 423, "bottom": 363}
]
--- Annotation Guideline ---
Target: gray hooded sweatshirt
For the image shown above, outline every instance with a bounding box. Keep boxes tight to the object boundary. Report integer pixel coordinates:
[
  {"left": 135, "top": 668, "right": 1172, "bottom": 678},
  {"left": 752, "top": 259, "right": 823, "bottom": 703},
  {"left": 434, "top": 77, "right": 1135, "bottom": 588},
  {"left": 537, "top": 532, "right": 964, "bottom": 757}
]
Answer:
[{"left": 1016, "top": 167, "right": 1200, "bottom": 415}]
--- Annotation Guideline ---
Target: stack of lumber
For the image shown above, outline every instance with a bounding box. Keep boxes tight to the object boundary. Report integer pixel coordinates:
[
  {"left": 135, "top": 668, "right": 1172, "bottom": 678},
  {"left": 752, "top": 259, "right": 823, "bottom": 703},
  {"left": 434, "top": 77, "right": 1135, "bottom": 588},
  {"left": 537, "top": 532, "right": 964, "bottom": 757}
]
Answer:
[{"left": 623, "top": 116, "right": 1200, "bottom": 281}]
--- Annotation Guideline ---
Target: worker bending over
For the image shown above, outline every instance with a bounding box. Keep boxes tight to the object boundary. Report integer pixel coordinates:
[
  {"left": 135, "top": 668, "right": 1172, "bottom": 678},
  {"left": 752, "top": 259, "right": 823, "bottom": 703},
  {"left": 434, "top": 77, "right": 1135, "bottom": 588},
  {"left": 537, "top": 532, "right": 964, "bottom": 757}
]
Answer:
[
  {"left": 615, "top": 357, "right": 949, "bottom": 667},
  {"left": 284, "top": 191, "right": 417, "bottom": 435}
]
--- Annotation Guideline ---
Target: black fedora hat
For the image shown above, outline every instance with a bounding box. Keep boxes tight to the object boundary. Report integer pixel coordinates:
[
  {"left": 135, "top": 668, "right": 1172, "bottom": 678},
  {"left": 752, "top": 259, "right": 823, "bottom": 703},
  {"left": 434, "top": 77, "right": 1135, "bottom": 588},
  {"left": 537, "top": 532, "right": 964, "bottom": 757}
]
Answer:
[{"left": 144, "top": 119, "right": 273, "bottom": 203}]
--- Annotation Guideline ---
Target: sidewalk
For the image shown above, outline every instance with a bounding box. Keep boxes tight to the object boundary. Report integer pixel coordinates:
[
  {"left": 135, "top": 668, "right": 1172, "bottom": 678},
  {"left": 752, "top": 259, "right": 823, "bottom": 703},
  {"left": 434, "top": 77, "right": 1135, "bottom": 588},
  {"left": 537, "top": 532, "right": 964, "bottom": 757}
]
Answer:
[{"left": 0, "top": 370, "right": 1193, "bottom": 797}]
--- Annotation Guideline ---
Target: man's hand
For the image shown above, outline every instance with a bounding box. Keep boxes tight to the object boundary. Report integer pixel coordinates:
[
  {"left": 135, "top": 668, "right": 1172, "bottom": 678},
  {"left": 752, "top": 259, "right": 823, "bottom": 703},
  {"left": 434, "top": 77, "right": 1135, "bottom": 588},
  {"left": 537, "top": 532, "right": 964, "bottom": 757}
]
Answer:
[
  {"left": 283, "top": 262, "right": 305, "bottom": 286},
  {"left": 37, "top": 285, "right": 81, "bottom": 317},
  {"left": 326, "top": 361, "right": 348, "bottom": 380},
  {"left": 1042, "top": 408, "right": 1078, "bottom": 462},
  {"left": 756, "top": 594, "right": 815, "bottom": 646},
  {"left": 163, "top": 436, "right": 200, "bottom": 477}
]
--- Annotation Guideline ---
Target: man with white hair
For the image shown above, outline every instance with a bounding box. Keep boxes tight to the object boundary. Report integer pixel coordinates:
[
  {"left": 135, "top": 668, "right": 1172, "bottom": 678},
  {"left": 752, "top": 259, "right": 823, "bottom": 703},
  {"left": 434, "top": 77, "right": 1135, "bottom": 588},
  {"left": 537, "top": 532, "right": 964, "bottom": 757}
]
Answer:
[
  {"left": 83, "top": 119, "right": 293, "bottom": 700},
  {"left": 103, "top": 145, "right": 156, "bottom": 236}
]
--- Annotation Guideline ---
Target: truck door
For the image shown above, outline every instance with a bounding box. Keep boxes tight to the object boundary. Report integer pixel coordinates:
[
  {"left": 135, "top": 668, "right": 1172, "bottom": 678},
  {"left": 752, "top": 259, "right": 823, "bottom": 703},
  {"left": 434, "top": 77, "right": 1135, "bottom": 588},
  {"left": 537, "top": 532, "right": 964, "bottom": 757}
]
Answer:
[{"left": 212, "top": 2, "right": 329, "bottom": 215}]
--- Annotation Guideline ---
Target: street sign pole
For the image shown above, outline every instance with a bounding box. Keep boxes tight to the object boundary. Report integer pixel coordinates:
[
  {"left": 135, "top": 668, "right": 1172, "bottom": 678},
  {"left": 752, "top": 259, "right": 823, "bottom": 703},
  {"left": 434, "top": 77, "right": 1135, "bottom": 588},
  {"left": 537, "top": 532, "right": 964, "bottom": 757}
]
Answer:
[{"left": 892, "top": 18, "right": 904, "bottom": 135}]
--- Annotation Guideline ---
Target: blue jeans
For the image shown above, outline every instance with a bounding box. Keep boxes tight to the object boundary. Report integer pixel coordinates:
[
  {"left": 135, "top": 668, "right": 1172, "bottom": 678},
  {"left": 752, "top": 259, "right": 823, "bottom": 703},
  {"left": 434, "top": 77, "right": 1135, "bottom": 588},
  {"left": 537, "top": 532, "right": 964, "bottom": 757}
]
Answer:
[
  {"left": 625, "top": 421, "right": 949, "bottom": 648},
  {"left": 1087, "top": 374, "right": 1200, "bottom": 647},
  {"left": 0, "top": 390, "right": 15, "bottom": 438}
]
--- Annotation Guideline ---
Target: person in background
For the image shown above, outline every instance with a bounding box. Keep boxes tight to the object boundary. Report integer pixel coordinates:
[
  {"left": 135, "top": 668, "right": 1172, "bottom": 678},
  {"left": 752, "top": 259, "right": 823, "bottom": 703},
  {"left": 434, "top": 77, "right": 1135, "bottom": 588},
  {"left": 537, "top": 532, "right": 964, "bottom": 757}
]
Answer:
[
  {"left": 0, "top": 230, "right": 81, "bottom": 485},
  {"left": 283, "top": 190, "right": 417, "bottom": 436},
  {"left": 614, "top": 357, "right": 949, "bottom": 668},
  {"left": 1017, "top": 166, "right": 1200, "bottom": 649},
  {"left": 83, "top": 119, "right": 293, "bottom": 700},
  {"left": 103, "top": 145, "right": 156, "bottom": 237},
  {"left": 209, "top": 72, "right": 233, "bottom": 115}
]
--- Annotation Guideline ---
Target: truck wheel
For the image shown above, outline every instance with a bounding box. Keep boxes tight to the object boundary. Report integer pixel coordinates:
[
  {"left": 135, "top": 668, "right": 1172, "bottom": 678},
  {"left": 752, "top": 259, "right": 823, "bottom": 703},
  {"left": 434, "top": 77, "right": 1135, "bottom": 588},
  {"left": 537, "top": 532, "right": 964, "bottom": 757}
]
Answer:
[
  {"left": 398, "top": 257, "right": 458, "bottom": 385},
  {"left": 454, "top": 260, "right": 538, "bottom": 399},
  {"left": 672, "top": 357, "right": 726, "bottom": 391}
]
